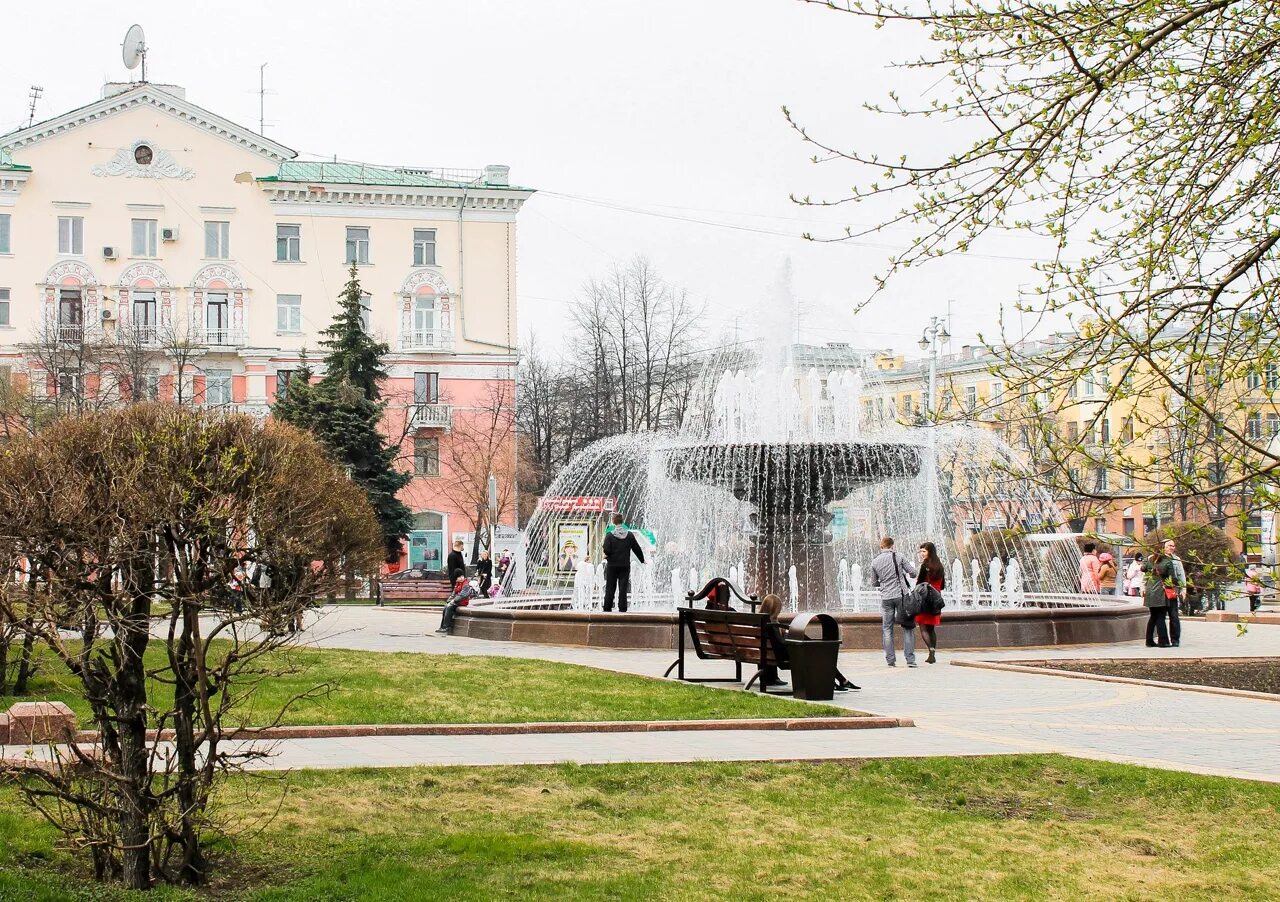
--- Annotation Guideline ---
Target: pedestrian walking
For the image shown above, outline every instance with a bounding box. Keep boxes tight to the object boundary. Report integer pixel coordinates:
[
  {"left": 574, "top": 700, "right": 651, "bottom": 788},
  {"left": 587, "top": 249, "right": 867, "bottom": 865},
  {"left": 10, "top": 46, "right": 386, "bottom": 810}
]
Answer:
[
  {"left": 1124, "top": 553, "right": 1145, "bottom": 597},
  {"left": 1164, "top": 539, "right": 1186, "bottom": 645},
  {"left": 1079, "top": 542, "right": 1102, "bottom": 593},
  {"left": 871, "top": 536, "right": 919, "bottom": 667},
  {"left": 1142, "top": 546, "right": 1179, "bottom": 647},
  {"left": 602, "top": 513, "right": 645, "bottom": 612},
  {"left": 915, "top": 541, "right": 946, "bottom": 664},
  {"left": 474, "top": 549, "right": 493, "bottom": 596}
]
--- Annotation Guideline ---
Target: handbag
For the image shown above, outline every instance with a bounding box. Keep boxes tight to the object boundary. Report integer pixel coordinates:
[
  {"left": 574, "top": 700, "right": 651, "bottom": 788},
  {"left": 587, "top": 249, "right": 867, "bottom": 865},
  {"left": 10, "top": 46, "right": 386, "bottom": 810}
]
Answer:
[
  {"left": 1163, "top": 586, "right": 1178, "bottom": 602},
  {"left": 892, "top": 555, "right": 917, "bottom": 629}
]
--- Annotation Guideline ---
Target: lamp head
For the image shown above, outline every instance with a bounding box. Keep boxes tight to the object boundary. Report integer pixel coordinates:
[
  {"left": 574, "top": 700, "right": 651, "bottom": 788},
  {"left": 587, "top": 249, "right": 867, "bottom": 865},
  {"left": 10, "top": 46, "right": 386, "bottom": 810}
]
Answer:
[{"left": 918, "top": 335, "right": 930, "bottom": 350}]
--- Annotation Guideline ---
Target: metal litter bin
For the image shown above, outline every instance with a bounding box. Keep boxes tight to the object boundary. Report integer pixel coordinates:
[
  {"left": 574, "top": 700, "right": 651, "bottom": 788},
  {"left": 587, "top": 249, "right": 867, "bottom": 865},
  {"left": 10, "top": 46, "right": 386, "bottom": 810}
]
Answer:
[{"left": 784, "top": 613, "right": 842, "bottom": 701}]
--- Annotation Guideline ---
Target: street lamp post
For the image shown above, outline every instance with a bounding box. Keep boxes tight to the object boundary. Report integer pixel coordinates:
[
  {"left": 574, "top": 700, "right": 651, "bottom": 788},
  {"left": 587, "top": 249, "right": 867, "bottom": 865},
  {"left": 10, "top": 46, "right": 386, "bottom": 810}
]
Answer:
[{"left": 919, "top": 316, "right": 950, "bottom": 540}]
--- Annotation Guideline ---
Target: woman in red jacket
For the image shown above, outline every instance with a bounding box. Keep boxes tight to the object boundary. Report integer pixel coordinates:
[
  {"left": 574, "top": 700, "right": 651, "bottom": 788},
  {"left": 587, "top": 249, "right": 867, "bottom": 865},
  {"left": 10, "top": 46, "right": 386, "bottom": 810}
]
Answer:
[{"left": 916, "top": 541, "right": 947, "bottom": 664}]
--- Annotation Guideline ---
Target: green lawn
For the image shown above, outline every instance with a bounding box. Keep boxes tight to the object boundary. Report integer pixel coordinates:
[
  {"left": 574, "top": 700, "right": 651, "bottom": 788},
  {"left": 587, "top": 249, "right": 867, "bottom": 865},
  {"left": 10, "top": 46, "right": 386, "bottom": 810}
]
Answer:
[
  {"left": 0, "top": 755, "right": 1277, "bottom": 900},
  {"left": 1, "top": 644, "right": 846, "bottom": 727}
]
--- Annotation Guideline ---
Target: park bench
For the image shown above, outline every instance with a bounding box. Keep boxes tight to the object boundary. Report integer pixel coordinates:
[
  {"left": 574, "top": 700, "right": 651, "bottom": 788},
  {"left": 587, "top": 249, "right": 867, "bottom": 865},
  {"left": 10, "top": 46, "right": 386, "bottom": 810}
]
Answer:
[{"left": 662, "top": 606, "right": 789, "bottom": 693}]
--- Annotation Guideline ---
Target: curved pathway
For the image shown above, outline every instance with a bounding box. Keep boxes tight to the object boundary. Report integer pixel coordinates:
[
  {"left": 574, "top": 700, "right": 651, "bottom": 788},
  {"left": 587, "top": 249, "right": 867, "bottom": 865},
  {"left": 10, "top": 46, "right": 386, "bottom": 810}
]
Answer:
[{"left": 250, "top": 607, "right": 1280, "bottom": 779}]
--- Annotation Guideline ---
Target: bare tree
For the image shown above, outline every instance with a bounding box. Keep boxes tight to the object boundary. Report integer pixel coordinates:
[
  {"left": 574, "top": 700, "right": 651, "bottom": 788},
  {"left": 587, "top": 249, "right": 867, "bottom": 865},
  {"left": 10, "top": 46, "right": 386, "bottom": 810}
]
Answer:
[
  {"left": 435, "top": 378, "right": 519, "bottom": 555},
  {"left": 0, "top": 405, "right": 382, "bottom": 890}
]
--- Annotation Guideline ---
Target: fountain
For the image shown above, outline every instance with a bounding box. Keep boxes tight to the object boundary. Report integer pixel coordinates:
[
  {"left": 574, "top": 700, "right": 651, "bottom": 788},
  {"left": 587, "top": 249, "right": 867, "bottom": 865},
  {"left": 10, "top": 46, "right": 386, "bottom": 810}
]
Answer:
[{"left": 452, "top": 263, "right": 1144, "bottom": 648}]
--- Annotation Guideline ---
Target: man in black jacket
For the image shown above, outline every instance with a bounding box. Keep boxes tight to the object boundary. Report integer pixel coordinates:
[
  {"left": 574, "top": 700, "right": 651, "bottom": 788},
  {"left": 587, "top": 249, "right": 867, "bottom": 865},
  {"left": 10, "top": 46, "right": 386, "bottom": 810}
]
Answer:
[
  {"left": 446, "top": 540, "right": 467, "bottom": 584},
  {"left": 601, "top": 514, "right": 645, "bottom": 612}
]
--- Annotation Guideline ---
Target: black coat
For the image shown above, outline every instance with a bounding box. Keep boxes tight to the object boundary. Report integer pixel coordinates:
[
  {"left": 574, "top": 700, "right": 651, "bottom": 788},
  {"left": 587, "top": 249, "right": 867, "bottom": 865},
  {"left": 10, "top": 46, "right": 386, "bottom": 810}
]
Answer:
[
  {"left": 602, "top": 528, "right": 645, "bottom": 568},
  {"left": 474, "top": 557, "right": 493, "bottom": 589},
  {"left": 446, "top": 550, "right": 466, "bottom": 581}
]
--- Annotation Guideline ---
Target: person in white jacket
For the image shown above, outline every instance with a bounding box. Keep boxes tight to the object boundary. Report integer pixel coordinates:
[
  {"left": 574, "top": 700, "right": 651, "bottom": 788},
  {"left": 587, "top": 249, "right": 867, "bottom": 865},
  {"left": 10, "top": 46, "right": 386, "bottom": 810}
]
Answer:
[{"left": 1124, "top": 553, "right": 1145, "bottom": 597}]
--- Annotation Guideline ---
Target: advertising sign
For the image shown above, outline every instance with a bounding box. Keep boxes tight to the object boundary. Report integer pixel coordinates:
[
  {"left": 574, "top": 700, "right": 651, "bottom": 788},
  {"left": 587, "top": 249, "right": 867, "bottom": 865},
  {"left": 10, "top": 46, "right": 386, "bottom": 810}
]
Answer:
[
  {"left": 554, "top": 522, "right": 591, "bottom": 572},
  {"left": 540, "top": 496, "right": 617, "bottom": 514}
]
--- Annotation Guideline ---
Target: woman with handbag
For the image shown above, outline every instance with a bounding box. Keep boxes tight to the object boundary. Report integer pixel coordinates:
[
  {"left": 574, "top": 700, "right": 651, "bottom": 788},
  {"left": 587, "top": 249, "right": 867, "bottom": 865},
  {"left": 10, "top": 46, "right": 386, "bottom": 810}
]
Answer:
[
  {"left": 915, "top": 542, "right": 947, "bottom": 664},
  {"left": 1141, "top": 549, "right": 1177, "bottom": 647}
]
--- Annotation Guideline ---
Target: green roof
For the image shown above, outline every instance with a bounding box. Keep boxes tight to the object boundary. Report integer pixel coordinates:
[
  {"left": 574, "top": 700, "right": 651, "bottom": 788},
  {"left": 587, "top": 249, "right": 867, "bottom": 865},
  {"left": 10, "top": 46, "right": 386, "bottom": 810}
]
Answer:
[{"left": 259, "top": 161, "right": 530, "bottom": 191}]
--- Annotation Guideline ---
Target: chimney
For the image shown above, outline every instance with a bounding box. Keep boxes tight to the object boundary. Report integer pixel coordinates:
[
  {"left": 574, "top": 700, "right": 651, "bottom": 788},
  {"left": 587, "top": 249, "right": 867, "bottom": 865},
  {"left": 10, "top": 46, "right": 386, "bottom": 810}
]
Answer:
[{"left": 483, "top": 164, "right": 510, "bottom": 186}]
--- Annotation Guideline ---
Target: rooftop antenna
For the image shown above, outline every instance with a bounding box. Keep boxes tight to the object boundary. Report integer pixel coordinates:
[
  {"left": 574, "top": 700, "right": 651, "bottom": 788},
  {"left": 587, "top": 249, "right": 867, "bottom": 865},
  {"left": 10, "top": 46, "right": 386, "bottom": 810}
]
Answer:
[
  {"left": 122, "top": 24, "right": 147, "bottom": 83},
  {"left": 258, "top": 63, "right": 268, "bottom": 133},
  {"left": 26, "top": 86, "right": 42, "bottom": 127}
]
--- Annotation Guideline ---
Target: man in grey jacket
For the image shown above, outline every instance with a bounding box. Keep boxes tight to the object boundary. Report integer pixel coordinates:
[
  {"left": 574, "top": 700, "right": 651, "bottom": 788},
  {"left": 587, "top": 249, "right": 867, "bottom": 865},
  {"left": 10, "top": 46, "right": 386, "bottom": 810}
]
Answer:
[{"left": 870, "top": 536, "right": 919, "bottom": 667}]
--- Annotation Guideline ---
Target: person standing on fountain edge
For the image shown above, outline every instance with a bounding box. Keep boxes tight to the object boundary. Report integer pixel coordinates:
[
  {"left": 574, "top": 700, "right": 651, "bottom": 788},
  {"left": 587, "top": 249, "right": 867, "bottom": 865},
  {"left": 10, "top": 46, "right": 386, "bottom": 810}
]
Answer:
[
  {"left": 915, "top": 542, "right": 946, "bottom": 664},
  {"left": 447, "top": 540, "right": 467, "bottom": 585},
  {"left": 602, "top": 513, "right": 645, "bottom": 612},
  {"left": 871, "top": 536, "right": 918, "bottom": 667}
]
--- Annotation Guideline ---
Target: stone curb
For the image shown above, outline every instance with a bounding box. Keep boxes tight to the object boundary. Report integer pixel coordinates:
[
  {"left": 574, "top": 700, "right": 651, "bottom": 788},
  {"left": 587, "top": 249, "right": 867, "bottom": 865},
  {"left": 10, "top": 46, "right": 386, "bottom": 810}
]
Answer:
[
  {"left": 1204, "top": 612, "right": 1280, "bottom": 625},
  {"left": 952, "top": 658, "right": 1280, "bottom": 704},
  {"left": 60, "top": 715, "right": 911, "bottom": 745}
]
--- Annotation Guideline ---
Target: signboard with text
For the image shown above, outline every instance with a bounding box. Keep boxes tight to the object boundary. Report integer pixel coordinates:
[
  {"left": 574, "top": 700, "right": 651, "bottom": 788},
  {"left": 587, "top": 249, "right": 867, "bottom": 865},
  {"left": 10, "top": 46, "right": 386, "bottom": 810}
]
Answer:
[{"left": 539, "top": 496, "right": 618, "bottom": 514}]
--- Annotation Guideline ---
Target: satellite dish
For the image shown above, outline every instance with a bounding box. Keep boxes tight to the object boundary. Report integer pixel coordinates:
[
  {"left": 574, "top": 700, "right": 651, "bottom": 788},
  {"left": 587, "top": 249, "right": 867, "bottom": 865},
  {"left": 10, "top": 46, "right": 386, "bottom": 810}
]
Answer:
[{"left": 122, "top": 25, "right": 146, "bottom": 78}]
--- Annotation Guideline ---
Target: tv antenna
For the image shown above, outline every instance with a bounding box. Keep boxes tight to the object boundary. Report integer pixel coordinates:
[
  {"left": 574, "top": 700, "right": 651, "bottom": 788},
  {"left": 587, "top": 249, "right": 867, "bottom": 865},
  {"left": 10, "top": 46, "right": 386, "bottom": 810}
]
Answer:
[
  {"left": 122, "top": 24, "right": 147, "bottom": 82},
  {"left": 26, "top": 86, "right": 42, "bottom": 127}
]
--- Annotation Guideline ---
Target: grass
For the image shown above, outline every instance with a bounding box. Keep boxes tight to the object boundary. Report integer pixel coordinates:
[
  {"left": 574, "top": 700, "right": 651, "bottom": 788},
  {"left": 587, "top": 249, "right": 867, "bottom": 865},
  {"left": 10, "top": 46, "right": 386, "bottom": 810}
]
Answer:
[
  {"left": 0, "top": 755, "right": 1277, "bottom": 900},
  {"left": 1, "top": 644, "right": 848, "bottom": 727}
]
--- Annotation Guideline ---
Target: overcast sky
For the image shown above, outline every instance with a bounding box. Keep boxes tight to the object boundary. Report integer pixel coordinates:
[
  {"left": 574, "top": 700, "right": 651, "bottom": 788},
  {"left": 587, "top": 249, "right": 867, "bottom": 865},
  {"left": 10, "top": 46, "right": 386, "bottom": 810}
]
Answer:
[{"left": 2, "top": 0, "right": 1066, "bottom": 358}]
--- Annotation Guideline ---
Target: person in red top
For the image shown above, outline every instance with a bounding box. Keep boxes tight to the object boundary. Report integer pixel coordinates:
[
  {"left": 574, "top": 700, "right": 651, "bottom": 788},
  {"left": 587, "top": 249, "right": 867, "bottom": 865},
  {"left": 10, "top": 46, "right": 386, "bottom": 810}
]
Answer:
[{"left": 915, "top": 541, "right": 947, "bottom": 664}]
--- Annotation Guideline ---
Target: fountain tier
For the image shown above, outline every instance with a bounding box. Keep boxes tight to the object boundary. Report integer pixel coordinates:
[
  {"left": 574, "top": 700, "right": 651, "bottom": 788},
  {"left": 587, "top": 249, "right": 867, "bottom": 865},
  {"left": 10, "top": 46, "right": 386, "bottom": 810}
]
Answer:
[{"left": 663, "top": 441, "right": 923, "bottom": 607}]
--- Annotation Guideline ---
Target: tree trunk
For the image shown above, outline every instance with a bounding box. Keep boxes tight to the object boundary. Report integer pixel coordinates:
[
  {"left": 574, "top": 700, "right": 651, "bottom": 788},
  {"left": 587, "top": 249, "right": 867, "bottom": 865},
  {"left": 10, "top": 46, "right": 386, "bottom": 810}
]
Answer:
[
  {"left": 114, "top": 582, "right": 155, "bottom": 891},
  {"left": 13, "top": 617, "right": 36, "bottom": 695},
  {"left": 343, "top": 563, "right": 356, "bottom": 601},
  {"left": 171, "top": 599, "right": 208, "bottom": 885}
]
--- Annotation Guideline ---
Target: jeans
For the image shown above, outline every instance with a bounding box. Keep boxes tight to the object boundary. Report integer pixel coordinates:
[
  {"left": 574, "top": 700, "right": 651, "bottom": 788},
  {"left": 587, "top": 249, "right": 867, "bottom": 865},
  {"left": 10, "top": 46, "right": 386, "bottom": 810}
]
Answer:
[
  {"left": 1145, "top": 606, "right": 1169, "bottom": 646},
  {"left": 439, "top": 600, "right": 461, "bottom": 633},
  {"left": 603, "top": 565, "right": 631, "bottom": 612},
  {"left": 881, "top": 598, "right": 915, "bottom": 665},
  {"left": 1167, "top": 599, "right": 1181, "bottom": 644}
]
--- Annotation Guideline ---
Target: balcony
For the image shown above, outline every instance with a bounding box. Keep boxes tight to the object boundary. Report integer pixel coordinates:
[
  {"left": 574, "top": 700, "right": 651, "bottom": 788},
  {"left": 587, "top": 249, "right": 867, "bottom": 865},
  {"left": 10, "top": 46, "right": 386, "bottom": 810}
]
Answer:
[
  {"left": 127, "top": 324, "right": 161, "bottom": 347},
  {"left": 410, "top": 403, "right": 452, "bottom": 430},
  {"left": 196, "top": 328, "right": 246, "bottom": 349},
  {"left": 56, "top": 322, "right": 86, "bottom": 343},
  {"left": 399, "top": 330, "right": 454, "bottom": 352},
  {"left": 233, "top": 402, "right": 271, "bottom": 421}
]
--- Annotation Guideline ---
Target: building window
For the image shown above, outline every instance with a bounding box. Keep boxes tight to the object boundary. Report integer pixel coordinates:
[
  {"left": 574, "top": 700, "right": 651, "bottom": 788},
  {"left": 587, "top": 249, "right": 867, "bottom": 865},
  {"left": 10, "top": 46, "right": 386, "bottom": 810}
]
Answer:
[
  {"left": 1100, "top": 418, "right": 1110, "bottom": 444},
  {"left": 58, "top": 289, "right": 83, "bottom": 340},
  {"left": 1247, "top": 412, "right": 1263, "bottom": 439},
  {"left": 204, "top": 221, "right": 230, "bottom": 259},
  {"left": 412, "top": 295, "right": 437, "bottom": 345},
  {"left": 1067, "top": 380, "right": 1078, "bottom": 399},
  {"left": 0, "top": 213, "right": 11, "bottom": 254},
  {"left": 1248, "top": 370, "right": 1262, "bottom": 390},
  {"left": 276, "top": 224, "right": 301, "bottom": 262},
  {"left": 0, "top": 288, "right": 8, "bottom": 327},
  {"left": 359, "top": 292, "right": 372, "bottom": 332},
  {"left": 58, "top": 216, "right": 83, "bottom": 255},
  {"left": 205, "top": 293, "right": 230, "bottom": 343},
  {"left": 345, "top": 226, "right": 370, "bottom": 265},
  {"left": 902, "top": 395, "right": 913, "bottom": 418},
  {"left": 277, "top": 294, "right": 302, "bottom": 333},
  {"left": 1094, "top": 468, "right": 1108, "bottom": 492},
  {"left": 57, "top": 369, "right": 82, "bottom": 399},
  {"left": 131, "top": 219, "right": 158, "bottom": 257},
  {"left": 1122, "top": 417, "right": 1135, "bottom": 443},
  {"left": 964, "top": 385, "right": 977, "bottom": 412},
  {"left": 1267, "top": 364, "right": 1279, "bottom": 391},
  {"left": 414, "top": 436, "right": 440, "bottom": 476},
  {"left": 1270, "top": 413, "right": 1280, "bottom": 437},
  {"left": 275, "top": 369, "right": 295, "bottom": 400},
  {"left": 414, "top": 371, "right": 440, "bottom": 405},
  {"left": 1083, "top": 372, "right": 1095, "bottom": 397},
  {"left": 204, "top": 368, "right": 232, "bottom": 406},
  {"left": 1123, "top": 517, "right": 1135, "bottom": 537},
  {"left": 132, "top": 290, "right": 157, "bottom": 341},
  {"left": 991, "top": 381, "right": 1003, "bottom": 404},
  {"left": 1067, "top": 421, "right": 1079, "bottom": 442},
  {"left": 134, "top": 144, "right": 153, "bottom": 165},
  {"left": 1094, "top": 517, "right": 1106, "bottom": 534},
  {"left": 413, "top": 229, "right": 437, "bottom": 266},
  {"left": 1123, "top": 470, "right": 1136, "bottom": 491}
]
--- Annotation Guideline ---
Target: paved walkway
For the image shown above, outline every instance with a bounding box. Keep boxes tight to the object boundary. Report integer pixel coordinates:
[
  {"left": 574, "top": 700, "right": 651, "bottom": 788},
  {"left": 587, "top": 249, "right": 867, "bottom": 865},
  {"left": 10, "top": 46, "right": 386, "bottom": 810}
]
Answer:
[{"left": 266, "top": 605, "right": 1280, "bottom": 781}]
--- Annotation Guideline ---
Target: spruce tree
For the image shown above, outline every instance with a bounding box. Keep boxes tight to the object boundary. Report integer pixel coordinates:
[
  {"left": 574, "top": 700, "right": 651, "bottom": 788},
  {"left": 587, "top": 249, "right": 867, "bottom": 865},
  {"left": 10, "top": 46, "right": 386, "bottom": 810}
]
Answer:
[{"left": 273, "top": 268, "right": 413, "bottom": 562}]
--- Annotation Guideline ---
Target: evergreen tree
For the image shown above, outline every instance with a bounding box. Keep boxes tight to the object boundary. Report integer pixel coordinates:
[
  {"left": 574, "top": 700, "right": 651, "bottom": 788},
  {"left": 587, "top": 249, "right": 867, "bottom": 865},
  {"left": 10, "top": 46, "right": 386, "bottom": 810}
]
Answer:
[
  {"left": 272, "top": 270, "right": 413, "bottom": 561},
  {"left": 319, "top": 263, "right": 390, "bottom": 401}
]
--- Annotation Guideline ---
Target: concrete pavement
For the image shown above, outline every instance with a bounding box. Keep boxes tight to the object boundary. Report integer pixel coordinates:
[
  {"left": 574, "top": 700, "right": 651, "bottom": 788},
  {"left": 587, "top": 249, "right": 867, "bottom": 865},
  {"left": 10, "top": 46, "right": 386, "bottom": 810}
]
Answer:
[{"left": 277, "top": 606, "right": 1280, "bottom": 781}]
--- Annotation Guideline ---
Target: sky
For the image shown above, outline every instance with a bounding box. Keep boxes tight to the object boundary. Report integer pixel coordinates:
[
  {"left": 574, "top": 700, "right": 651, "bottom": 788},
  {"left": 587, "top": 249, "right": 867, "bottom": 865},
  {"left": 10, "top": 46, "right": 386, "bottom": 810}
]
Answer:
[{"left": 1, "top": 0, "right": 1067, "bottom": 358}]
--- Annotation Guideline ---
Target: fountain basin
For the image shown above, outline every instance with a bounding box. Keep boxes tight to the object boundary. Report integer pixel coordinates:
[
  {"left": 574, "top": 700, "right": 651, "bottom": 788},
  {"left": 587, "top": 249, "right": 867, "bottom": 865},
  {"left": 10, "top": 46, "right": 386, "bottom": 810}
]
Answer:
[{"left": 451, "top": 599, "right": 1146, "bottom": 649}]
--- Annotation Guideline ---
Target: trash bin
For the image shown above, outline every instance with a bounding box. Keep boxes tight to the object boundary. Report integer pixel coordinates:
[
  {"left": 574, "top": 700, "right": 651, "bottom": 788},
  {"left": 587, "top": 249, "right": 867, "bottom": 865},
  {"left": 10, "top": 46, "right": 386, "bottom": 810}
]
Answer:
[{"left": 784, "top": 613, "right": 842, "bottom": 701}]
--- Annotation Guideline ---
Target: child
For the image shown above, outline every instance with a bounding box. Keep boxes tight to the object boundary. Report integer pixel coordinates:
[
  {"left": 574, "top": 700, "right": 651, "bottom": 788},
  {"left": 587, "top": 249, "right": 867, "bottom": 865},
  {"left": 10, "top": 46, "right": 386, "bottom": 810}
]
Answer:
[{"left": 436, "top": 576, "right": 479, "bottom": 635}]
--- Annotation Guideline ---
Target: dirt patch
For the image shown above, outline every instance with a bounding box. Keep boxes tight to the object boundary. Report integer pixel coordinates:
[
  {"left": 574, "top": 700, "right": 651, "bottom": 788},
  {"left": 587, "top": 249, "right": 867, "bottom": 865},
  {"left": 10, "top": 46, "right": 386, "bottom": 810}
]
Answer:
[{"left": 1017, "top": 658, "right": 1280, "bottom": 695}]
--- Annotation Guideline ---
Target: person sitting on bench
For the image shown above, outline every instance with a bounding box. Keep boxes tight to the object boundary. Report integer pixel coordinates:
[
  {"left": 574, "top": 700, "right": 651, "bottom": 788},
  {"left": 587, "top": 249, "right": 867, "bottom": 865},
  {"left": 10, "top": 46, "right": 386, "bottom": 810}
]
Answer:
[
  {"left": 687, "top": 576, "right": 756, "bottom": 611},
  {"left": 759, "top": 594, "right": 859, "bottom": 692}
]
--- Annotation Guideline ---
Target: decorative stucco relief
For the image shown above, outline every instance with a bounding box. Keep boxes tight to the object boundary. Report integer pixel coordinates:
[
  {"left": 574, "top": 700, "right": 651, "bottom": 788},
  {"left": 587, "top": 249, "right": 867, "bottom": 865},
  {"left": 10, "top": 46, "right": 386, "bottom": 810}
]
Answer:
[{"left": 92, "top": 141, "right": 194, "bottom": 180}]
